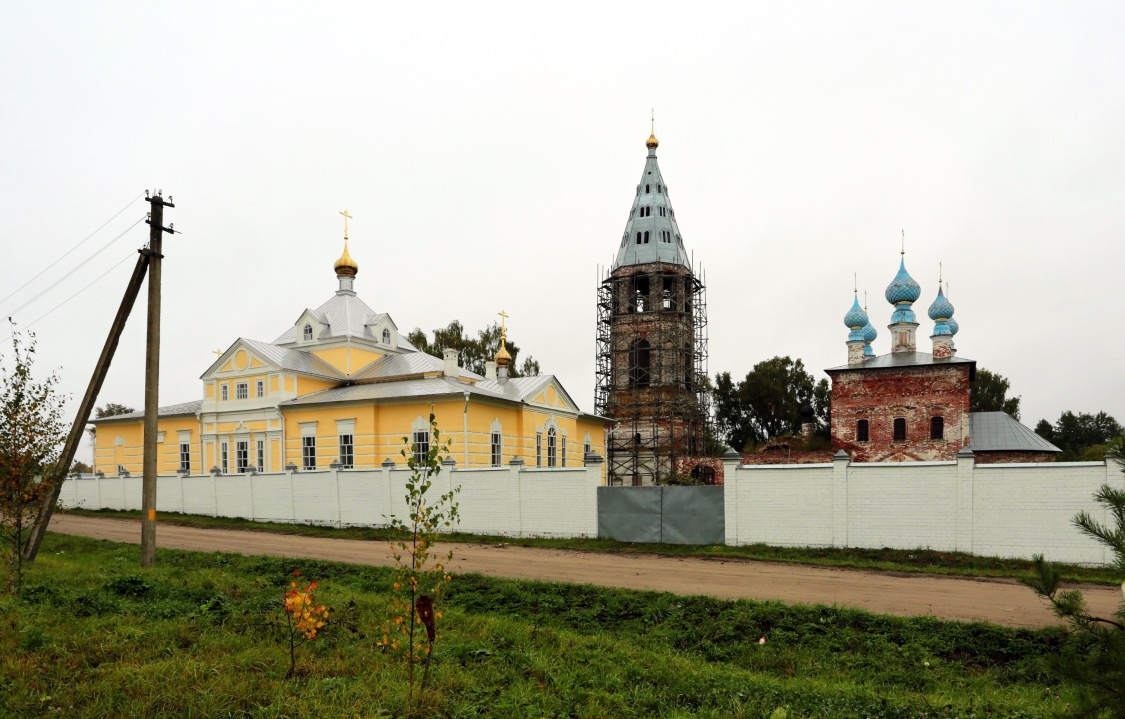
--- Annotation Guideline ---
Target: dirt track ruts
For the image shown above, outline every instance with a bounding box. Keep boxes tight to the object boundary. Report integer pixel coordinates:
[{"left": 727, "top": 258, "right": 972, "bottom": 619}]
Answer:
[{"left": 48, "top": 514, "right": 1120, "bottom": 628}]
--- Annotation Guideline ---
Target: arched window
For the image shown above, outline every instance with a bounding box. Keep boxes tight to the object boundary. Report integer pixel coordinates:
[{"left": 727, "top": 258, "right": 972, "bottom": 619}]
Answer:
[
  {"left": 893, "top": 418, "right": 906, "bottom": 441},
  {"left": 547, "top": 427, "right": 557, "bottom": 467},
  {"left": 645, "top": 184, "right": 650, "bottom": 193},
  {"left": 690, "top": 464, "right": 714, "bottom": 484},
  {"left": 629, "top": 339, "right": 650, "bottom": 388},
  {"left": 303, "top": 324, "right": 313, "bottom": 341},
  {"left": 856, "top": 419, "right": 869, "bottom": 442},
  {"left": 643, "top": 230, "right": 649, "bottom": 244},
  {"left": 930, "top": 416, "right": 944, "bottom": 440},
  {"left": 382, "top": 328, "right": 391, "bottom": 344},
  {"left": 636, "top": 231, "right": 642, "bottom": 245}
]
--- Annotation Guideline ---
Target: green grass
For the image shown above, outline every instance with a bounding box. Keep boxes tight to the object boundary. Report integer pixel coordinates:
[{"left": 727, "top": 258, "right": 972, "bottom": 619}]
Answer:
[
  {"left": 1, "top": 533, "right": 1086, "bottom": 717},
  {"left": 62, "top": 507, "right": 1120, "bottom": 585}
]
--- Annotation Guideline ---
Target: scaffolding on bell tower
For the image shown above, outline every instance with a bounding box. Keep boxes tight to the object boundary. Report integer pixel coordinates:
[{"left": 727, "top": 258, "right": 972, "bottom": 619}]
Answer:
[{"left": 595, "top": 261, "right": 711, "bottom": 485}]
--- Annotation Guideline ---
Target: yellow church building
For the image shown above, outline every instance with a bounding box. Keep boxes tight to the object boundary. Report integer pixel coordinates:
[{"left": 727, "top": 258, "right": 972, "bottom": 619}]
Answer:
[{"left": 92, "top": 220, "right": 607, "bottom": 479}]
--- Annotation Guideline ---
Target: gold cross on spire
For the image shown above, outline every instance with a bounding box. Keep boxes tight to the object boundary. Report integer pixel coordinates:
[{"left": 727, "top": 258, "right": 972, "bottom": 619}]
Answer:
[
  {"left": 498, "top": 309, "right": 509, "bottom": 340},
  {"left": 339, "top": 209, "right": 353, "bottom": 240}
]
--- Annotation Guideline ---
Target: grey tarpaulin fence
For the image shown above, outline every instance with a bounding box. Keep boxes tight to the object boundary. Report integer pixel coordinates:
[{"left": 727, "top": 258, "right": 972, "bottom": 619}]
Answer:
[{"left": 597, "top": 485, "right": 724, "bottom": 545}]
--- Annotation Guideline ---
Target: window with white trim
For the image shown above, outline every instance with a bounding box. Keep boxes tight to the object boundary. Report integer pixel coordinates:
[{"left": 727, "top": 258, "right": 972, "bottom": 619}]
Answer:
[
  {"left": 412, "top": 430, "right": 429, "bottom": 466},
  {"left": 561, "top": 436, "right": 567, "bottom": 467},
  {"left": 303, "top": 324, "right": 313, "bottom": 341},
  {"left": 179, "top": 443, "right": 191, "bottom": 472},
  {"left": 302, "top": 436, "right": 316, "bottom": 469},
  {"left": 536, "top": 433, "right": 542, "bottom": 467},
  {"left": 221, "top": 442, "right": 229, "bottom": 474},
  {"left": 339, "top": 434, "right": 354, "bottom": 468},
  {"left": 382, "top": 328, "right": 391, "bottom": 344},
  {"left": 220, "top": 384, "right": 229, "bottom": 401},
  {"left": 256, "top": 379, "right": 265, "bottom": 398},
  {"left": 236, "top": 441, "right": 249, "bottom": 473},
  {"left": 490, "top": 432, "right": 501, "bottom": 467},
  {"left": 256, "top": 439, "right": 265, "bottom": 472},
  {"left": 547, "top": 427, "right": 557, "bottom": 467},
  {"left": 236, "top": 382, "right": 248, "bottom": 400}
]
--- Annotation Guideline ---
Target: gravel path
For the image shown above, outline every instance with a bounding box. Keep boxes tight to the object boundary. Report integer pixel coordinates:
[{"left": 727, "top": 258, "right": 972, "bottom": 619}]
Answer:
[{"left": 49, "top": 514, "right": 1120, "bottom": 628}]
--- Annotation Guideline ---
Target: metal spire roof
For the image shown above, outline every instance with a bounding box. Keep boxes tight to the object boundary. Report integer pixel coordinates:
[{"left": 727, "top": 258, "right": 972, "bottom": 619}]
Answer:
[{"left": 612, "top": 132, "right": 692, "bottom": 269}]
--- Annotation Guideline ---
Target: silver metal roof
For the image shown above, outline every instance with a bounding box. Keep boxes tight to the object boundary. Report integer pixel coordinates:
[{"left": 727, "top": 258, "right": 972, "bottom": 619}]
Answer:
[
  {"left": 272, "top": 291, "right": 417, "bottom": 350},
  {"left": 826, "top": 351, "right": 976, "bottom": 375},
  {"left": 238, "top": 338, "right": 346, "bottom": 378},
  {"left": 353, "top": 351, "right": 484, "bottom": 381},
  {"left": 613, "top": 146, "right": 692, "bottom": 269},
  {"left": 92, "top": 399, "right": 203, "bottom": 423},
  {"left": 474, "top": 375, "right": 551, "bottom": 401},
  {"left": 280, "top": 376, "right": 510, "bottom": 406},
  {"left": 969, "top": 412, "right": 1061, "bottom": 453}
]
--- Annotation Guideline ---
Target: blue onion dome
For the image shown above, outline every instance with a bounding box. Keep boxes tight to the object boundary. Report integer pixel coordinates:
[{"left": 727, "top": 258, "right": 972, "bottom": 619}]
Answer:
[
  {"left": 885, "top": 258, "right": 921, "bottom": 305},
  {"left": 948, "top": 317, "right": 959, "bottom": 336},
  {"left": 844, "top": 295, "right": 868, "bottom": 329},
  {"left": 927, "top": 285, "right": 954, "bottom": 321},
  {"left": 862, "top": 319, "right": 877, "bottom": 344},
  {"left": 844, "top": 295, "right": 868, "bottom": 343}
]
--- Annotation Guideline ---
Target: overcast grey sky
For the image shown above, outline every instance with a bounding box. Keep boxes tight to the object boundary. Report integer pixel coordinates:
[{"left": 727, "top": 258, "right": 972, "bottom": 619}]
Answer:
[{"left": 2, "top": 1, "right": 1123, "bottom": 462}]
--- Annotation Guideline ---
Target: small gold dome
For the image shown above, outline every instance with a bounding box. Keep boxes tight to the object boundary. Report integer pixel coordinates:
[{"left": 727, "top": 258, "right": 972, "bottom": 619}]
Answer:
[
  {"left": 495, "top": 341, "right": 512, "bottom": 367},
  {"left": 334, "top": 239, "right": 358, "bottom": 277},
  {"left": 646, "top": 132, "right": 659, "bottom": 149}
]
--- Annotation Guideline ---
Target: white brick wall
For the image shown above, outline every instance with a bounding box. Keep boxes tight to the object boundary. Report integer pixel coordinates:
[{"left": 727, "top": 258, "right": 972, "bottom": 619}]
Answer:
[
  {"left": 58, "top": 461, "right": 603, "bottom": 539},
  {"left": 724, "top": 454, "right": 1124, "bottom": 565}
]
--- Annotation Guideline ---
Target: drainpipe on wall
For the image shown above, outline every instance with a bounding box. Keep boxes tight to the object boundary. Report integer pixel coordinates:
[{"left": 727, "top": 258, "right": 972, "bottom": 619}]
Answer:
[{"left": 463, "top": 391, "right": 470, "bottom": 467}]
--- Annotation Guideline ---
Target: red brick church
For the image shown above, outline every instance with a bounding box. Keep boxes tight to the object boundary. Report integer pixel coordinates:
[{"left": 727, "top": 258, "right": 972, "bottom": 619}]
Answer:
[{"left": 825, "top": 253, "right": 1059, "bottom": 463}]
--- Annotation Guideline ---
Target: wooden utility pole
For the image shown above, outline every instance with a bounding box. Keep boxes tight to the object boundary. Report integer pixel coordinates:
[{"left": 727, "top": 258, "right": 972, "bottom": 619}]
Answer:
[
  {"left": 141, "top": 191, "right": 174, "bottom": 567},
  {"left": 24, "top": 251, "right": 151, "bottom": 562}
]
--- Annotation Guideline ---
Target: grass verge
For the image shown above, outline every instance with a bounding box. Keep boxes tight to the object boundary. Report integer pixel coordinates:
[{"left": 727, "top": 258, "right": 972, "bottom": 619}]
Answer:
[
  {"left": 62, "top": 506, "right": 1119, "bottom": 585},
  {"left": 1, "top": 533, "right": 1083, "bottom": 717}
]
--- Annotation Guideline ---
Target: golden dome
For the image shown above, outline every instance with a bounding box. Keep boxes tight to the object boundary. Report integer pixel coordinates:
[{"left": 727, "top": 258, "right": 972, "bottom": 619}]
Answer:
[
  {"left": 646, "top": 132, "right": 659, "bottom": 149},
  {"left": 334, "top": 239, "right": 358, "bottom": 277},
  {"left": 495, "top": 341, "right": 512, "bottom": 367}
]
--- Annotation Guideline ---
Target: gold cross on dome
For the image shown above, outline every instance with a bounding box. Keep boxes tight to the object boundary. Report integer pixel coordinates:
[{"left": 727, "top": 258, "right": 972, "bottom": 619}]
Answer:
[
  {"left": 339, "top": 209, "right": 353, "bottom": 239},
  {"left": 212, "top": 348, "right": 223, "bottom": 358},
  {"left": 498, "top": 310, "right": 509, "bottom": 340}
]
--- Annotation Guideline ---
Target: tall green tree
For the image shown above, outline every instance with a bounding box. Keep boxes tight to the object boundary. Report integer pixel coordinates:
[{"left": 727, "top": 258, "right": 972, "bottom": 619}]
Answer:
[
  {"left": 1036, "top": 410, "right": 1124, "bottom": 461},
  {"left": 1022, "top": 446, "right": 1125, "bottom": 718},
  {"left": 713, "top": 356, "right": 830, "bottom": 452},
  {"left": 407, "top": 320, "right": 539, "bottom": 377},
  {"left": 970, "top": 368, "right": 1021, "bottom": 420},
  {"left": 0, "top": 324, "right": 66, "bottom": 593}
]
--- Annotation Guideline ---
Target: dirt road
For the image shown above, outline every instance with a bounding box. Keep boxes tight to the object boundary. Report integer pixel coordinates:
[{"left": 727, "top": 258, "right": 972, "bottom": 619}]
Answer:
[{"left": 49, "top": 514, "right": 1120, "bottom": 628}]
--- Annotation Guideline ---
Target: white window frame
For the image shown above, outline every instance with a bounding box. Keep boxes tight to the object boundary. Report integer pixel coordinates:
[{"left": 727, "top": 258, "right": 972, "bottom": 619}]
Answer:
[
  {"left": 536, "top": 433, "right": 542, "bottom": 467},
  {"left": 561, "top": 436, "right": 567, "bottom": 467},
  {"left": 236, "top": 382, "right": 248, "bottom": 400},
  {"left": 256, "top": 439, "right": 265, "bottom": 472},
  {"left": 220, "top": 384, "right": 229, "bottom": 401},
  {"left": 255, "top": 379, "right": 265, "bottom": 398},
  {"left": 303, "top": 324, "right": 313, "bottom": 341},
  {"left": 547, "top": 427, "right": 557, "bottom": 467},
  {"left": 338, "top": 434, "right": 354, "bottom": 469},
  {"left": 490, "top": 431, "right": 501, "bottom": 468},
  {"left": 412, "top": 430, "right": 429, "bottom": 467},
  {"left": 302, "top": 436, "right": 316, "bottom": 470},
  {"left": 221, "top": 442, "right": 229, "bottom": 474},
  {"left": 236, "top": 441, "right": 249, "bottom": 473},
  {"left": 179, "top": 442, "right": 191, "bottom": 473}
]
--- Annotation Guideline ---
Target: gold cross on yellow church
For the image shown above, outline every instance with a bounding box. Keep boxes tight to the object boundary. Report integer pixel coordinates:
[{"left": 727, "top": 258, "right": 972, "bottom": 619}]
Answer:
[{"left": 93, "top": 216, "right": 607, "bottom": 478}]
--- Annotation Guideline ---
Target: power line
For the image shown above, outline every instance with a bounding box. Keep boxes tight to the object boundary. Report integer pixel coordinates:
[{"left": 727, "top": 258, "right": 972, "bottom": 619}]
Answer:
[
  {"left": 0, "top": 192, "right": 144, "bottom": 309},
  {"left": 4, "top": 216, "right": 145, "bottom": 318},
  {"left": 2, "top": 249, "right": 139, "bottom": 343}
]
